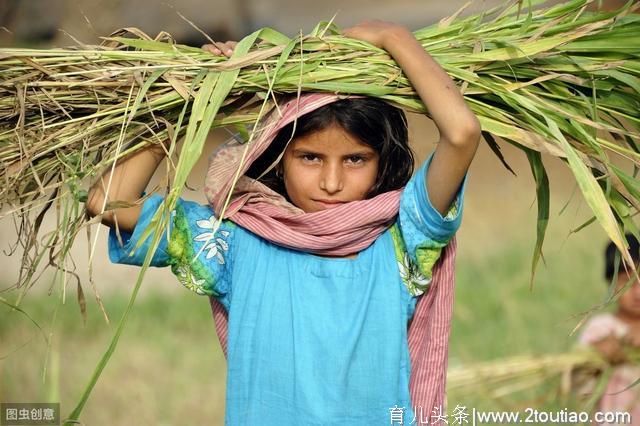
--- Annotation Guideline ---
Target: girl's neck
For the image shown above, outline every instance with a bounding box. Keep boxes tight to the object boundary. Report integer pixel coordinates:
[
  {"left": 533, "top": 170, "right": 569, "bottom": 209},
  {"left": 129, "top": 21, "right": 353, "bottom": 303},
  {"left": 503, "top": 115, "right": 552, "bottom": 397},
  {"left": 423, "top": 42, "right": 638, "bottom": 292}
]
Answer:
[
  {"left": 321, "top": 253, "right": 358, "bottom": 260},
  {"left": 615, "top": 310, "right": 640, "bottom": 326}
]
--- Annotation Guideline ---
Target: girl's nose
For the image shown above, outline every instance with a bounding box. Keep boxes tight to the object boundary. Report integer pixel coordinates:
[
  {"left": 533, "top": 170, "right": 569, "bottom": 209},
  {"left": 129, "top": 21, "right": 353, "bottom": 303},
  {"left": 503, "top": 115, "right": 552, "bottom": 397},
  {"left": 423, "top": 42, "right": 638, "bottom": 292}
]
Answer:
[{"left": 320, "top": 164, "right": 343, "bottom": 194}]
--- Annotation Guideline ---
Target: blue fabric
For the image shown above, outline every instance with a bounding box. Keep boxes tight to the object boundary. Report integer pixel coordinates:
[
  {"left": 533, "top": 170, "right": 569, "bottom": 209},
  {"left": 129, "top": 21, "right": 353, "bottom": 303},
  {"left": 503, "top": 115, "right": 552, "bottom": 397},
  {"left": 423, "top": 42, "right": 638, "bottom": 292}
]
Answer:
[
  {"left": 108, "top": 195, "right": 172, "bottom": 267},
  {"left": 400, "top": 151, "right": 466, "bottom": 246},
  {"left": 108, "top": 151, "right": 467, "bottom": 425}
]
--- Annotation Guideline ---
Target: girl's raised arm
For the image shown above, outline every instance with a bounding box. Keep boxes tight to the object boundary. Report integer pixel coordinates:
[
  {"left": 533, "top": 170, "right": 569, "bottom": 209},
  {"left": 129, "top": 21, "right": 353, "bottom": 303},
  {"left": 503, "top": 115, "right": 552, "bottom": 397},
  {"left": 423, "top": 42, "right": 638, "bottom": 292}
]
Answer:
[
  {"left": 86, "top": 41, "right": 238, "bottom": 232},
  {"left": 343, "top": 21, "right": 481, "bottom": 216},
  {"left": 86, "top": 144, "right": 167, "bottom": 233}
]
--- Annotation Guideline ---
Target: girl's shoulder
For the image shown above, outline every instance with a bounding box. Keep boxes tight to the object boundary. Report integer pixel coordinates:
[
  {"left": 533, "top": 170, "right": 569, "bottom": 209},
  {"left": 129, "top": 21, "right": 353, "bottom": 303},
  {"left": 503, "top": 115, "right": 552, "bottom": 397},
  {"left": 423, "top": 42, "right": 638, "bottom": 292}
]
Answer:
[
  {"left": 400, "top": 151, "right": 466, "bottom": 245},
  {"left": 578, "top": 312, "right": 629, "bottom": 345}
]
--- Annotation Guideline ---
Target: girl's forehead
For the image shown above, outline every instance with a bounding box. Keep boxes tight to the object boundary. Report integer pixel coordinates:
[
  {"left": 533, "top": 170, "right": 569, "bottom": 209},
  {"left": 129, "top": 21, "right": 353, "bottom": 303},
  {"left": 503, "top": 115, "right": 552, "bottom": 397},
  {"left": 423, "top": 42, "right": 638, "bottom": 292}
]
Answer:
[{"left": 287, "top": 125, "right": 374, "bottom": 153}]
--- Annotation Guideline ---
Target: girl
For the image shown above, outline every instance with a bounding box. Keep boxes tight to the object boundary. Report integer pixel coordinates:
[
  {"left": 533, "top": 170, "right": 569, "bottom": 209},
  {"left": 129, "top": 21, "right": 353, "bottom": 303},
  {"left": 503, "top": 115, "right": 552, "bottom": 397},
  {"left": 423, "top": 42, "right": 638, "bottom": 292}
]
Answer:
[
  {"left": 578, "top": 234, "right": 640, "bottom": 424},
  {"left": 86, "top": 21, "right": 480, "bottom": 425}
]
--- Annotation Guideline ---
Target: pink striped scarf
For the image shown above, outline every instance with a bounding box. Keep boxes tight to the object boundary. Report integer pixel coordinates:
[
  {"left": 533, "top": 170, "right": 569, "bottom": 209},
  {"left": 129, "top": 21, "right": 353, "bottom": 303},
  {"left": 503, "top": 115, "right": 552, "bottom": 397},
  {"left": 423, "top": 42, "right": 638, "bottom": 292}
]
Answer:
[{"left": 203, "top": 93, "right": 457, "bottom": 418}]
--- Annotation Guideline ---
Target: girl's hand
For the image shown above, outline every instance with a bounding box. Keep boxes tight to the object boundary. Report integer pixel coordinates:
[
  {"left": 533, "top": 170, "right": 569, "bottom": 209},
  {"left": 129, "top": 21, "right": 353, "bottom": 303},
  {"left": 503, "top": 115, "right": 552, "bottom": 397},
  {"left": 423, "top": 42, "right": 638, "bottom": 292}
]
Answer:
[
  {"left": 347, "top": 19, "right": 481, "bottom": 218},
  {"left": 594, "top": 334, "right": 627, "bottom": 364},
  {"left": 342, "top": 20, "right": 411, "bottom": 50},
  {"left": 621, "top": 332, "right": 640, "bottom": 347},
  {"left": 202, "top": 41, "right": 237, "bottom": 58}
]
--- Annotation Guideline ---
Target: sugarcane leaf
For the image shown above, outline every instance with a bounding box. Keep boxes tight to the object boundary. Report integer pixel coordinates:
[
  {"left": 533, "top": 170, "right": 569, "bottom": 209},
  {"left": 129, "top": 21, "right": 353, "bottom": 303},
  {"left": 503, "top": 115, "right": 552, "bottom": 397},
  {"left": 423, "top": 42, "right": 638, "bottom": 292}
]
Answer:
[
  {"left": 564, "top": 37, "right": 640, "bottom": 52},
  {"left": 482, "top": 131, "right": 517, "bottom": 176},
  {"left": 608, "top": 189, "right": 630, "bottom": 222},
  {"left": 310, "top": 21, "right": 341, "bottom": 37},
  {"left": 582, "top": 367, "right": 613, "bottom": 412},
  {"left": 620, "top": 216, "right": 640, "bottom": 246},
  {"left": 521, "top": 0, "right": 533, "bottom": 31},
  {"left": 544, "top": 0, "right": 590, "bottom": 19},
  {"left": 570, "top": 215, "right": 597, "bottom": 234},
  {"left": 302, "top": 82, "right": 396, "bottom": 95},
  {"left": 617, "top": 376, "right": 640, "bottom": 394},
  {"left": 594, "top": 69, "right": 640, "bottom": 95},
  {"left": 107, "top": 37, "right": 202, "bottom": 54},
  {"left": 546, "top": 117, "right": 631, "bottom": 266},
  {"left": 252, "top": 27, "right": 291, "bottom": 46},
  {"left": 611, "top": 164, "right": 640, "bottom": 200},
  {"left": 478, "top": 115, "right": 566, "bottom": 157},
  {"left": 268, "top": 34, "right": 298, "bottom": 89},
  {"left": 465, "top": 24, "right": 602, "bottom": 62},
  {"left": 558, "top": 183, "right": 578, "bottom": 216},
  {"left": 127, "top": 68, "right": 167, "bottom": 124},
  {"left": 524, "top": 148, "right": 549, "bottom": 288},
  {"left": 0, "top": 296, "right": 48, "bottom": 344}
]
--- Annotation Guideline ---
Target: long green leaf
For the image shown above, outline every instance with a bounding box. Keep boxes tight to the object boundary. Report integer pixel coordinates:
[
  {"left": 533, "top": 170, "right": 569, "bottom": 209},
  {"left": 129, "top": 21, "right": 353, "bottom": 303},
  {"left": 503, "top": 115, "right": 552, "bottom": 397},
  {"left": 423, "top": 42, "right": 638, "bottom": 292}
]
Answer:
[
  {"left": 546, "top": 118, "right": 631, "bottom": 266},
  {"left": 524, "top": 148, "right": 549, "bottom": 288}
]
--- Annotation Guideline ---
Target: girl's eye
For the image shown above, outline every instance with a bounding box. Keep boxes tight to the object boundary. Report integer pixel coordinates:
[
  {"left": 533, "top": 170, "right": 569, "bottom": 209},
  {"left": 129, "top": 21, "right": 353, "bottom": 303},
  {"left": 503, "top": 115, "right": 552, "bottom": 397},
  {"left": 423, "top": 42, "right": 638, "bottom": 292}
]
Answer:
[
  {"left": 346, "top": 156, "right": 365, "bottom": 165},
  {"left": 301, "top": 154, "right": 320, "bottom": 163}
]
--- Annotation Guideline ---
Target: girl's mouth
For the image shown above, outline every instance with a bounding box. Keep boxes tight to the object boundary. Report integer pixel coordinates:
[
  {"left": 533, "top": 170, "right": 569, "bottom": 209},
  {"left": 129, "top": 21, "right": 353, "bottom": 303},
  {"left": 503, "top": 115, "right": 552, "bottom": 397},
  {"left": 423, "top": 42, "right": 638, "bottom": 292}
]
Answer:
[{"left": 314, "top": 199, "right": 347, "bottom": 209}]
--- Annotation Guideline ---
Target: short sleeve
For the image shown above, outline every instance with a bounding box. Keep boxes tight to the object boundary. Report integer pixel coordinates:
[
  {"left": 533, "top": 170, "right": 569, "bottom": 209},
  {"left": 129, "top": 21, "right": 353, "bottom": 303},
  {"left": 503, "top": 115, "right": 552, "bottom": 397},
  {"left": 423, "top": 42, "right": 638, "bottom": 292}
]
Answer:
[
  {"left": 400, "top": 151, "right": 467, "bottom": 244},
  {"left": 108, "top": 194, "right": 172, "bottom": 267},
  {"left": 108, "top": 194, "right": 236, "bottom": 305},
  {"left": 396, "top": 151, "right": 468, "bottom": 293}
]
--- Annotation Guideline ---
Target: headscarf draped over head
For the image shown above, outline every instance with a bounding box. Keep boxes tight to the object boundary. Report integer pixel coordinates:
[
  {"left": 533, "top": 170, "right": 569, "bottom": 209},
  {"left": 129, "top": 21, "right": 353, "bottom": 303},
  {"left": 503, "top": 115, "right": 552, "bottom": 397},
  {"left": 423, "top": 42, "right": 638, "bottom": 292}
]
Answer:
[{"left": 203, "top": 93, "right": 402, "bottom": 256}]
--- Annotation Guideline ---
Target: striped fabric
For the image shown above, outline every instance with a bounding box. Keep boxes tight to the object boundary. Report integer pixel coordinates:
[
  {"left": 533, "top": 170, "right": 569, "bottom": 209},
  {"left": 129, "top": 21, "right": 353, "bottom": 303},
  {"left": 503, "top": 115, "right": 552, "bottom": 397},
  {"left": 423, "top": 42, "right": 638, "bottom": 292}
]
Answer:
[
  {"left": 204, "top": 92, "right": 458, "bottom": 419},
  {"left": 207, "top": 236, "right": 457, "bottom": 416},
  {"left": 408, "top": 236, "right": 457, "bottom": 414}
]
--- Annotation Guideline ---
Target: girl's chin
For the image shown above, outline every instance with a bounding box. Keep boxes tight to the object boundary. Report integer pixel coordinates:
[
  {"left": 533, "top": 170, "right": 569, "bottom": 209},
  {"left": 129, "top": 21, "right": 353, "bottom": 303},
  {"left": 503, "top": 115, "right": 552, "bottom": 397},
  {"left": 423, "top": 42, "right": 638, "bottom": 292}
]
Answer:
[
  {"left": 314, "top": 201, "right": 348, "bottom": 210},
  {"left": 619, "top": 307, "right": 640, "bottom": 319}
]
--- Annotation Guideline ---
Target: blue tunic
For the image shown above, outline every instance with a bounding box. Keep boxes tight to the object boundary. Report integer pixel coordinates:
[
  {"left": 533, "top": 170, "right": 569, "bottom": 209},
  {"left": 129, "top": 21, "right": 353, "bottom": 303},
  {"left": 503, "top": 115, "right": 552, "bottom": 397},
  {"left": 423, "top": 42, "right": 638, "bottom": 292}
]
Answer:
[{"left": 108, "top": 154, "right": 467, "bottom": 425}]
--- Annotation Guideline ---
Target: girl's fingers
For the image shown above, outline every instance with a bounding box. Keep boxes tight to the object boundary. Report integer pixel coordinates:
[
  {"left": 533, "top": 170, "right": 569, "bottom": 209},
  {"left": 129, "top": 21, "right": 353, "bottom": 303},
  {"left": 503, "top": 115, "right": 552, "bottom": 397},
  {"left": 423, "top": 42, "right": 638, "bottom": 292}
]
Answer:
[
  {"left": 202, "top": 41, "right": 237, "bottom": 57},
  {"left": 342, "top": 25, "right": 363, "bottom": 38},
  {"left": 341, "top": 21, "right": 395, "bottom": 48},
  {"left": 216, "top": 41, "right": 234, "bottom": 57},
  {"left": 202, "top": 44, "right": 222, "bottom": 55}
]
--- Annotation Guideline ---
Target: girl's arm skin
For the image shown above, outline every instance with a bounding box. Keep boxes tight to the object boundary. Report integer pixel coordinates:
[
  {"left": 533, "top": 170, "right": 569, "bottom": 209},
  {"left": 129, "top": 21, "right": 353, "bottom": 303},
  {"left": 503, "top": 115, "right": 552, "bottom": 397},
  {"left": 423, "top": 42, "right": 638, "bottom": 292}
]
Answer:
[
  {"left": 343, "top": 21, "right": 481, "bottom": 216},
  {"left": 86, "top": 42, "right": 236, "bottom": 232},
  {"left": 85, "top": 143, "right": 168, "bottom": 233}
]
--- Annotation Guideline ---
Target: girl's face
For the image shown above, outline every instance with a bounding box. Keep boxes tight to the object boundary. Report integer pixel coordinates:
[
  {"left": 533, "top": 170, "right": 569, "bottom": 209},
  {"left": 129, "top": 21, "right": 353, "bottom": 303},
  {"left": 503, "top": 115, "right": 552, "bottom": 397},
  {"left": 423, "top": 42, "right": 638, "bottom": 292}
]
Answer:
[
  {"left": 281, "top": 124, "right": 379, "bottom": 213},
  {"left": 616, "top": 271, "right": 640, "bottom": 318}
]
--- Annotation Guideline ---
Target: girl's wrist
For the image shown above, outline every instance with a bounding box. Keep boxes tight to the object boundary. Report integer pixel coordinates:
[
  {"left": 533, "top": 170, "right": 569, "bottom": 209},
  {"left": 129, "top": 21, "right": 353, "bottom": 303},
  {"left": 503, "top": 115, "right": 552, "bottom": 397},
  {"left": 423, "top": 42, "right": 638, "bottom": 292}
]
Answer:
[
  {"left": 147, "top": 144, "right": 168, "bottom": 163},
  {"left": 381, "top": 26, "right": 415, "bottom": 52}
]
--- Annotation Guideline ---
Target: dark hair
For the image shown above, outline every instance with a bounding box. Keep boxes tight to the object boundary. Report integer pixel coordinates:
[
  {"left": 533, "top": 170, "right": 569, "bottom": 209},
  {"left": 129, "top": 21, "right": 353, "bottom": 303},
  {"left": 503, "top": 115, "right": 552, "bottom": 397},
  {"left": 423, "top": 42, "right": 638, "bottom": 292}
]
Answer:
[
  {"left": 604, "top": 233, "right": 640, "bottom": 281},
  {"left": 246, "top": 97, "right": 414, "bottom": 198}
]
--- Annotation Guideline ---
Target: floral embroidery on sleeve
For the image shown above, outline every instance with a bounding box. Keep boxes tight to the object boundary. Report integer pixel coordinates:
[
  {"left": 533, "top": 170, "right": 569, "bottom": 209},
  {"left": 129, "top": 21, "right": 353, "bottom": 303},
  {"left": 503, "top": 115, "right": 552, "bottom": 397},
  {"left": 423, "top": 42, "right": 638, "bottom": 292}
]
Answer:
[
  {"left": 175, "top": 264, "right": 208, "bottom": 295},
  {"left": 444, "top": 199, "right": 459, "bottom": 221},
  {"left": 194, "top": 215, "right": 230, "bottom": 264},
  {"left": 390, "top": 224, "right": 444, "bottom": 297},
  {"left": 398, "top": 252, "right": 431, "bottom": 296},
  {"left": 166, "top": 204, "right": 233, "bottom": 296}
]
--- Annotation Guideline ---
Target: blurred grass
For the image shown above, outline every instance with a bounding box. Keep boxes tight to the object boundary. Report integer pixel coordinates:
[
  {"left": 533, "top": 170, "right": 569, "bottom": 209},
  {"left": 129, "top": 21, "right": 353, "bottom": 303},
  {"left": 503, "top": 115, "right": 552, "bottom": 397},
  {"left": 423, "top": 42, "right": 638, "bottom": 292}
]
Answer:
[
  {"left": 0, "top": 291, "right": 227, "bottom": 425},
  {"left": 0, "top": 200, "right": 611, "bottom": 424},
  {"left": 451, "top": 236, "right": 603, "bottom": 364}
]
